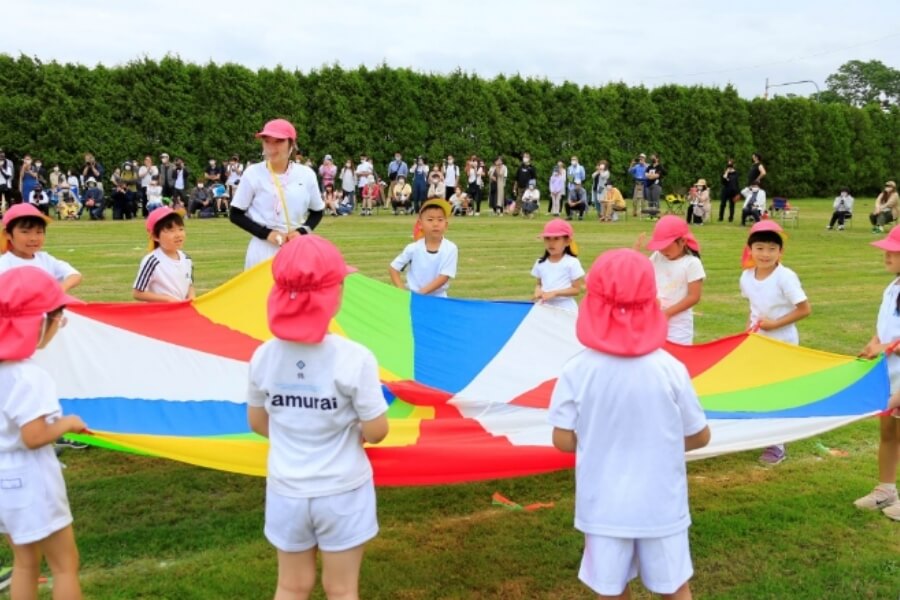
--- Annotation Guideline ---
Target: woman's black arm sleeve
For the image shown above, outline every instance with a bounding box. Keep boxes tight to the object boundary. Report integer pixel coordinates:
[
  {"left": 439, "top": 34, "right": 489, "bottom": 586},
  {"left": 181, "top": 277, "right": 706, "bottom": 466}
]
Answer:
[
  {"left": 229, "top": 206, "right": 271, "bottom": 240},
  {"left": 298, "top": 209, "right": 324, "bottom": 234}
]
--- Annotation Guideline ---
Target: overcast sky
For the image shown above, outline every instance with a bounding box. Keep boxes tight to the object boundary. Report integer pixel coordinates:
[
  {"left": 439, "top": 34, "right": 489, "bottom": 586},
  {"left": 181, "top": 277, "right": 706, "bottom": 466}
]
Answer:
[{"left": 6, "top": 1, "right": 900, "bottom": 99}]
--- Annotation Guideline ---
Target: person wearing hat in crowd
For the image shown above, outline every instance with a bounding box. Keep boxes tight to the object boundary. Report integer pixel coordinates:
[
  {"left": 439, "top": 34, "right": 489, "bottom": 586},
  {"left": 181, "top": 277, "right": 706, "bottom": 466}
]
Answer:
[
  {"left": 318, "top": 154, "right": 337, "bottom": 193},
  {"left": 549, "top": 248, "right": 710, "bottom": 600},
  {"left": 0, "top": 203, "right": 82, "bottom": 293},
  {"left": 79, "top": 177, "right": 104, "bottom": 220},
  {"left": 246, "top": 235, "right": 389, "bottom": 599},
  {"left": 0, "top": 266, "right": 87, "bottom": 600},
  {"left": 869, "top": 181, "right": 899, "bottom": 233},
  {"left": 389, "top": 198, "right": 458, "bottom": 297},
  {"left": 229, "top": 118, "right": 325, "bottom": 271},
  {"left": 132, "top": 207, "right": 194, "bottom": 303},
  {"left": 686, "top": 179, "right": 711, "bottom": 225},
  {"left": 531, "top": 218, "right": 584, "bottom": 312},
  {"left": 740, "top": 219, "right": 811, "bottom": 465},
  {"left": 855, "top": 226, "right": 900, "bottom": 521},
  {"left": 636, "top": 215, "right": 706, "bottom": 344}
]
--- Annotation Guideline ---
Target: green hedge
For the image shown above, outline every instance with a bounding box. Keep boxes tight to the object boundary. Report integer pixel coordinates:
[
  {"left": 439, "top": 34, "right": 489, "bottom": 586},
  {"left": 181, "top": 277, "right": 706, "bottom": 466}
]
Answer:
[{"left": 1, "top": 55, "right": 897, "bottom": 197}]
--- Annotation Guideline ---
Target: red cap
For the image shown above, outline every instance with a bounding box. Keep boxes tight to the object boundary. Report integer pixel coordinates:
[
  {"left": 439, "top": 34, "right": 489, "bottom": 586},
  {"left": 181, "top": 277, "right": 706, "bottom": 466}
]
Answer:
[
  {"left": 1, "top": 204, "right": 52, "bottom": 254},
  {"left": 255, "top": 118, "right": 297, "bottom": 140},
  {"left": 267, "top": 235, "right": 353, "bottom": 343},
  {"left": 646, "top": 215, "right": 700, "bottom": 252},
  {"left": 872, "top": 227, "right": 900, "bottom": 252},
  {"left": 576, "top": 249, "right": 668, "bottom": 357},
  {"left": 0, "top": 267, "right": 83, "bottom": 360}
]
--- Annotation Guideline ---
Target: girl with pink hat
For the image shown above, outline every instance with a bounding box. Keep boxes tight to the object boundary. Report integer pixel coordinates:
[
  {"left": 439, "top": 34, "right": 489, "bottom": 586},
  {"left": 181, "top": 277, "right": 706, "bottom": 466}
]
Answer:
[
  {"left": 246, "top": 235, "right": 389, "bottom": 597},
  {"left": 0, "top": 203, "right": 82, "bottom": 293},
  {"left": 740, "top": 219, "right": 811, "bottom": 465},
  {"left": 637, "top": 215, "right": 705, "bottom": 344},
  {"left": 549, "top": 249, "right": 710, "bottom": 598},
  {"left": 0, "top": 267, "right": 86, "bottom": 599},
  {"left": 853, "top": 227, "right": 900, "bottom": 521},
  {"left": 229, "top": 119, "right": 326, "bottom": 270},
  {"left": 531, "top": 218, "right": 585, "bottom": 312},
  {"left": 132, "top": 207, "right": 195, "bottom": 302}
]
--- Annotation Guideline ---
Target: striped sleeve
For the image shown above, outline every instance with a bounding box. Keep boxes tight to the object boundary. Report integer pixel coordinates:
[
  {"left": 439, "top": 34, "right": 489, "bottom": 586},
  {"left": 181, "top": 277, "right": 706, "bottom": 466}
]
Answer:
[{"left": 133, "top": 254, "right": 160, "bottom": 292}]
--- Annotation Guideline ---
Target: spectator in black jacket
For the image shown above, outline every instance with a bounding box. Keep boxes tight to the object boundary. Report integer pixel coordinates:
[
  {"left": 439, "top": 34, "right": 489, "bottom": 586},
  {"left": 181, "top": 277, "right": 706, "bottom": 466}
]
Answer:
[
  {"left": 512, "top": 152, "right": 537, "bottom": 216},
  {"left": 719, "top": 158, "right": 740, "bottom": 222}
]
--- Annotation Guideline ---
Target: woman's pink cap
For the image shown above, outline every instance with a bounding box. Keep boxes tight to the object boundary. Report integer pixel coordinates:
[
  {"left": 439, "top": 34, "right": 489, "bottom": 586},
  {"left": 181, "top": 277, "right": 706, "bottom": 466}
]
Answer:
[
  {"left": 576, "top": 249, "right": 668, "bottom": 357},
  {"left": 646, "top": 215, "right": 700, "bottom": 252},
  {"left": 0, "top": 267, "right": 83, "bottom": 360},
  {"left": 255, "top": 119, "right": 297, "bottom": 140},
  {"left": 871, "top": 226, "right": 900, "bottom": 252},
  {"left": 267, "top": 235, "right": 354, "bottom": 344},
  {"left": 146, "top": 206, "right": 177, "bottom": 235},
  {"left": 539, "top": 218, "right": 574, "bottom": 239}
]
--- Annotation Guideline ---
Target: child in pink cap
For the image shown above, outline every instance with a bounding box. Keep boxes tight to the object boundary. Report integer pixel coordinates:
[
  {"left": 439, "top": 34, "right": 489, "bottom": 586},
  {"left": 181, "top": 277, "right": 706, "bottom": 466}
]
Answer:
[
  {"left": 132, "top": 207, "right": 195, "bottom": 302},
  {"left": 531, "top": 218, "right": 585, "bottom": 312},
  {"left": 0, "top": 267, "right": 86, "bottom": 599},
  {"left": 740, "top": 220, "right": 811, "bottom": 465},
  {"left": 0, "top": 203, "right": 82, "bottom": 292},
  {"left": 854, "top": 226, "right": 900, "bottom": 521},
  {"left": 246, "top": 235, "right": 389, "bottom": 599},
  {"left": 636, "top": 215, "right": 705, "bottom": 344},
  {"left": 549, "top": 248, "right": 710, "bottom": 599}
]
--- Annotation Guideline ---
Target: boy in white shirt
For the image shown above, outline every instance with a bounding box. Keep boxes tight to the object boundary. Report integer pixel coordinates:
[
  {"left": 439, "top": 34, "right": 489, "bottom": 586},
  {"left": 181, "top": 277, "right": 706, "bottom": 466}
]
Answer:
[
  {"left": 549, "top": 248, "right": 710, "bottom": 599},
  {"left": 0, "top": 203, "right": 82, "bottom": 292},
  {"left": 247, "top": 235, "right": 388, "bottom": 599},
  {"left": 389, "top": 199, "right": 459, "bottom": 297},
  {"left": 133, "top": 207, "right": 194, "bottom": 302},
  {"left": 739, "top": 219, "right": 811, "bottom": 465}
]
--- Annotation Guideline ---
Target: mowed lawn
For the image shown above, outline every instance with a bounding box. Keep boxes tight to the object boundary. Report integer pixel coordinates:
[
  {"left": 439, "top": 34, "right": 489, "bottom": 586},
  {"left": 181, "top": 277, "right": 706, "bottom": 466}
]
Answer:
[{"left": 4, "top": 199, "right": 899, "bottom": 599}]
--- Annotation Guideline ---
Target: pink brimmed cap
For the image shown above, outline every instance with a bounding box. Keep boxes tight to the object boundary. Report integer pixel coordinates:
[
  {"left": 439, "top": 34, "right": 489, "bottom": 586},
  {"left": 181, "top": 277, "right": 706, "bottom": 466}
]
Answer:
[
  {"left": 576, "top": 248, "right": 668, "bottom": 357},
  {"left": 145, "top": 206, "right": 177, "bottom": 235},
  {"left": 539, "top": 218, "right": 574, "bottom": 239},
  {"left": 267, "top": 235, "right": 354, "bottom": 343},
  {"left": 871, "top": 226, "right": 900, "bottom": 252},
  {"left": 255, "top": 118, "right": 297, "bottom": 140},
  {"left": 1, "top": 203, "right": 52, "bottom": 253},
  {"left": 646, "top": 215, "right": 700, "bottom": 252},
  {"left": 748, "top": 219, "right": 784, "bottom": 239},
  {"left": 0, "top": 267, "right": 83, "bottom": 360}
]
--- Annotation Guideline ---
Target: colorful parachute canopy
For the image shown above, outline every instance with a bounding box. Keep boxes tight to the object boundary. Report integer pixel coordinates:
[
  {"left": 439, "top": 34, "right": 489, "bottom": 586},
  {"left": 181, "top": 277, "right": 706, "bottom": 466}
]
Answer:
[{"left": 34, "top": 262, "right": 888, "bottom": 486}]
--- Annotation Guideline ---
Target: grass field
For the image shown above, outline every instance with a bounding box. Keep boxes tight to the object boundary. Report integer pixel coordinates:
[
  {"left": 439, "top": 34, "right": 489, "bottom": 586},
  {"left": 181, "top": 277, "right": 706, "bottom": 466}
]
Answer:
[{"left": 4, "top": 199, "right": 899, "bottom": 599}]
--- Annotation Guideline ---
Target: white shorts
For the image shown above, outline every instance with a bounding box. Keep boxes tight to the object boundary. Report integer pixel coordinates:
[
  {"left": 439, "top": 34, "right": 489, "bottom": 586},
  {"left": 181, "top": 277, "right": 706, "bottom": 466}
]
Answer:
[
  {"left": 264, "top": 480, "right": 378, "bottom": 553},
  {"left": 579, "top": 531, "right": 693, "bottom": 596},
  {"left": 0, "top": 458, "right": 72, "bottom": 545}
]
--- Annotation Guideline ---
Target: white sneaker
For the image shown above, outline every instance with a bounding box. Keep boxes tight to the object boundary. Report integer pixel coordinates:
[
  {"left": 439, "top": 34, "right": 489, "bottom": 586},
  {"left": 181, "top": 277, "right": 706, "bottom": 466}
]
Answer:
[
  {"left": 882, "top": 502, "right": 900, "bottom": 521},
  {"left": 853, "top": 486, "right": 898, "bottom": 510},
  {"left": 837, "top": 225, "right": 844, "bottom": 231}
]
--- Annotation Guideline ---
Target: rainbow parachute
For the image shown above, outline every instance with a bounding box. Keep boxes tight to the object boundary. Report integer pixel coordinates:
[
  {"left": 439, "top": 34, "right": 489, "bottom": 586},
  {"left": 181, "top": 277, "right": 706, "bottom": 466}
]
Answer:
[{"left": 34, "top": 263, "right": 887, "bottom": 486}]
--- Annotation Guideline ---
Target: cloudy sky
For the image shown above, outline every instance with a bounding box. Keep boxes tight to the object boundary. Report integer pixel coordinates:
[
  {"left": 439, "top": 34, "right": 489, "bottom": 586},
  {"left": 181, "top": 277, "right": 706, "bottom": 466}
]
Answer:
[{"left": 6, "top": 1, "right": 900, "bottom": 99}]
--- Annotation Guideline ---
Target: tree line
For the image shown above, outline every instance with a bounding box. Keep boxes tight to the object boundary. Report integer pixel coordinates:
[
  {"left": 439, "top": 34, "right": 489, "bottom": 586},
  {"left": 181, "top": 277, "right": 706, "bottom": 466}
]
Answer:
[{"left": 0, "top": 54, "right": 897, "bottom": 198}]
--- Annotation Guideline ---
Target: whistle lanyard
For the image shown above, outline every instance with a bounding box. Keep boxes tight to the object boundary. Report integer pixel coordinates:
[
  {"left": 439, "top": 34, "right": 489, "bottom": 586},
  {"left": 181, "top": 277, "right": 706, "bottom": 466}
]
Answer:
[{"left": 267, "top": 161, "right": 292, "bottom": 231}]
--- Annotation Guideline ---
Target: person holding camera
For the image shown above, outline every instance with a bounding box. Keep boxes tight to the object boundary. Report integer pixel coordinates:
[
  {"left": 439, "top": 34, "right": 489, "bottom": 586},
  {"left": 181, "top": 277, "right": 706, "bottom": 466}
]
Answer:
[
  {"left": 628, "top": 153, "right": 648, "bottom": 217},
  {"left": 644, "top": 154, "right": 666, "bottom": 216},
  {"left": 827, "top": 188, "right": 854, "bottom": 231},
  {"left": 81, "top": 153, "right": 104, "bottom": 195},
  {"left": 139, "top": 155, "right": 159, "bottom": 218},
  {"left": 18, "top": 155, "right": 39, "bottom": 203}
]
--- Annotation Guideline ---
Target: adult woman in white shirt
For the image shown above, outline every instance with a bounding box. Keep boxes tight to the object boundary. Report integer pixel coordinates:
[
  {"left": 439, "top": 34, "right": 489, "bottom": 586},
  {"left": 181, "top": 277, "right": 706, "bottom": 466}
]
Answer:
[{"left": 229, "top": 119, "right": 325, "bottom": 270}]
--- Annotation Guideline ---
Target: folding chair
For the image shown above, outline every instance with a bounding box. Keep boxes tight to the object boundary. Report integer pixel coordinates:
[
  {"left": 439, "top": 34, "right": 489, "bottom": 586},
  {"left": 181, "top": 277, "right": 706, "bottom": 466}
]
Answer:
[{"left": 771, "top": 197, "right": 799, "bottom": 228}]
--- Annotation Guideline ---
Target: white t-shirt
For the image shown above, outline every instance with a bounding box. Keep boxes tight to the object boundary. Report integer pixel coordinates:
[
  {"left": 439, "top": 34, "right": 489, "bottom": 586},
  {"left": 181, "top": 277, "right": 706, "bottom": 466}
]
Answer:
[
  {"left": 390, "top": 238, "right": 458, "bottom": 297},
  {"left": 650, "top": 252, "right": 706, "bottom": 344},
  {"left": 876, "top": 277, "right": 900, "bottom": 392},
  {"left": 444, "top": 164, "right": 459, "bottom": 187},
  {"left": 139, "top": 165, "right": 159, "bottom": 188},
  {"left": 231, "top": 162, "right": 324, "bottom": 233},
  {"left": 548, "top": 349, "right": 707, "bottom": 538},
  {"left": 531, "top": 254, "right": 585, "bottom": 312},
  {"left": 0, "top": 251, "right": 79, "bottom": 283},
  {"left": 247, "top": 335, "right": 388, "bottom": 498},
  {"left": 0, "top": 360, "right": 62, "bottom": 471},
  {"left": 355, "top": 161, "right": 373, "bottom": 188},
  {"left": 739, "top": 264, "right": 807, "bottom": 344},
  {"left": 132, "top": 248, "right": 193, "bottom": 300}
]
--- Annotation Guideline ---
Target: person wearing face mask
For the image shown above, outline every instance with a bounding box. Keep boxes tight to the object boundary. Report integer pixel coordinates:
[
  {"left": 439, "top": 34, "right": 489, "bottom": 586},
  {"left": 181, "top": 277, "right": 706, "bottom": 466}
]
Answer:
[
  {"left": 719, "top": 157, "right": 740, "bottom": 223},
  {"left": 628, "top": 153, "right": 648, "bottom": 217},
  {"left": 513, "top": 152, "right": 537, "bottom": 217},
  {"left": 442, "top": 155, "right": 459, "bottom": 202},
  {"left": 159, "top": 153, "right": 175, "bottom": 198},
  {"left": 188, "top": 180, "right": 213, "bottom": 217},
  {"left": 172, "top": 158, "right": 190, "bottom": 207},
  {"left": 488, "top": 156, "right": 508, "bottom": 216},
  {"left": 19, "top": 155, "right": 39, "bottom": 205},
  {"left": 566, "top": 156, "right": 585, "bottom": 197},
  {"left": 229, "top": 119, "right": 325, "bottom": 270},
  {"left": 870, "top": 181, "right": 899, "bottom": 233},
  {"left": 410, "top": 156, "right": 429, "bottom": 213},
  {"left": 318, "top": 155, "right": 337, "bottom": 193},
  {"left": 204, "top": 158, "right": 224, "bottom": 186},
  {"left": 339, "top": 159, "right": 357, "bottom": 208},
  {"left": 826, "top": 188, "right": 854, "bottom": 231},
  {"left": 117, "top": 162, "right": 140, "bottom": 219},
  {"left": 139, "top": 155, "right": 159, "bottom": 218}
]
